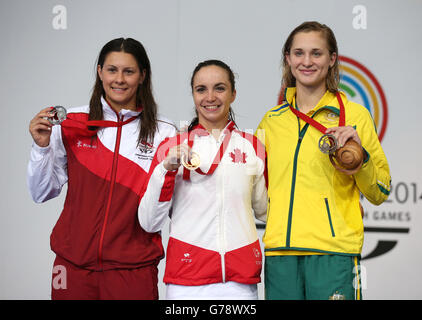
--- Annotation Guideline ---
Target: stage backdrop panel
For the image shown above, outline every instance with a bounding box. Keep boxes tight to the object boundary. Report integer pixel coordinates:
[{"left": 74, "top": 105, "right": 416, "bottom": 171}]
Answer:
[{"left": 0, "top": 0, "right": 421, "bottom": 299}]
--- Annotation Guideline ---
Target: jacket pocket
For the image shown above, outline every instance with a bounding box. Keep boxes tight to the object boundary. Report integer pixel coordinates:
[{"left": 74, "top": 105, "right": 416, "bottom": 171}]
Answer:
[{"left": 324, "top": 198, "right": 336, "bottom": 237}]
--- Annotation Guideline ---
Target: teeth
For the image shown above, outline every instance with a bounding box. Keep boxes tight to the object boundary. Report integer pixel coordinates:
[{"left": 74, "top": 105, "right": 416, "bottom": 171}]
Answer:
[{"left": 204, "top": 105, "right": 219, "bottom": 110}]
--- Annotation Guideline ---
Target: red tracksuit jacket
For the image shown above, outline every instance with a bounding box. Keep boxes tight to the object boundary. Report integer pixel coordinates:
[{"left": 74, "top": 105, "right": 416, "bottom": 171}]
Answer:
[{"left": 27, "top": 99, "right": 176, "bottom": 271}]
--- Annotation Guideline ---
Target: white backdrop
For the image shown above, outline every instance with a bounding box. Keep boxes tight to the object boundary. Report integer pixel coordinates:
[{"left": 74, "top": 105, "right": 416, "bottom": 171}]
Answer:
[{"left": 1, "top": 0, "right": 421, "bottom": 299}]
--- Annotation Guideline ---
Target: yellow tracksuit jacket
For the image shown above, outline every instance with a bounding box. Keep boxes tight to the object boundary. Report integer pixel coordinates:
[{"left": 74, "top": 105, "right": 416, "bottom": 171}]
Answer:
[{"left": 256, "top": 88, "right": 391, "bottom": 256}]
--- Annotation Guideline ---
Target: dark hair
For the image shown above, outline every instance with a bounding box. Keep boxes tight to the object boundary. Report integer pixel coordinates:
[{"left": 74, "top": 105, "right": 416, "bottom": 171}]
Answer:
[
  {"left": 188, "top": 59, "right": 236, "bottom": 131},
  {"left": 282, "top": 21, "right": 339, "bottom": 93},
  {"left": 89, "top": 37, "right": 157, "bottom": 145}
]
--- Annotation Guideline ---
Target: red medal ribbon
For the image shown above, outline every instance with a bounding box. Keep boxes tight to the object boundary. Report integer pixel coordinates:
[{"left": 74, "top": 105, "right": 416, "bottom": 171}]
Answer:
[
  {"left": 61, "top": 116, "right": 138, "bottom": 137},
  {"left": 85, "top": 116, "right": 138, "bottom": 128},
  {"left": 289, "top": 92, "right": 345, "bottom": 133},
  {"left": 183, "top": 121, "right": 236, "bottom": 181},
  {"left": 60, "top": 98, "right": 141, "bottom": 135}
]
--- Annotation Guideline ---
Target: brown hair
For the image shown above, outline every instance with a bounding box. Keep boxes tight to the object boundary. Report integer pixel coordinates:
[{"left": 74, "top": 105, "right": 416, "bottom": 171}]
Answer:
[
  {"left": 89, "top": 38, "right": 157, "bottom": 145},
  {"left": 282, "top": 21, "right": 339, "bottom": 93},
  {"left": 188, "top": 59, "right": 236, "bottom": 131}
]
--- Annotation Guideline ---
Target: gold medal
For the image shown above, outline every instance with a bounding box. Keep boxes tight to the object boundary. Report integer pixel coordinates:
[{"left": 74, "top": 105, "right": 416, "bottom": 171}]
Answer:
[{"left": 181, "top": 152, "right": 201, "bottom": 171}]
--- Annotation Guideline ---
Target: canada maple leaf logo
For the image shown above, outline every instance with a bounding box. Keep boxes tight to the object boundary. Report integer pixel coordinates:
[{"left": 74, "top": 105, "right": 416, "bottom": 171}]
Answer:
[{"left": 230, "top": 148, "right": 247, "bottom": 164}]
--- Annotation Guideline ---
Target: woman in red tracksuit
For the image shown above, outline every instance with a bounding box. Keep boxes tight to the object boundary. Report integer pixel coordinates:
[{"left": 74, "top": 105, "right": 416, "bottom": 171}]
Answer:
[{"left": 27, "top": 38, "right": 176, "bottom": 300}]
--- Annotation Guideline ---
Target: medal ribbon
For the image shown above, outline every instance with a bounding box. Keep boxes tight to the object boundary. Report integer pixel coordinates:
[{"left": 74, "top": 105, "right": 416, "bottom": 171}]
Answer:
[
  {"left": 289, "top": 92, "right": 345, "bottom": 133},
  {"left": 84, "top": 116, "right": 138, "bottom": 128},
  {"left": 183, "top": 121, "right": 236, "bottom": 181},
  {"left": 61, "top": 116, "right": 138, "bottom": 137},
  {"left": 62, "top": 98, "right": 141, "bottom": 132}
]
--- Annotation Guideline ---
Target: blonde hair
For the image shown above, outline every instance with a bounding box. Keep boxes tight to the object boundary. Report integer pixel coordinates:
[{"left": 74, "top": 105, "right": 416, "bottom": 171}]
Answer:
[{"left": 282, "top": 21, "right": 339, "bottom": 93}]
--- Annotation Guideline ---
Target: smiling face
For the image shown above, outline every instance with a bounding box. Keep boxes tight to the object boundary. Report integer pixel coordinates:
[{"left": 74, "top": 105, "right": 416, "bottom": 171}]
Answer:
[
  {"left": 286, "top": 31, "right": 336, "bottom": 93},
  {"left": 192, "top": 65, "right": 236, "bottom": 131},
  {"left": 97, "top": 51, "right": 146, "bottom": 112}
]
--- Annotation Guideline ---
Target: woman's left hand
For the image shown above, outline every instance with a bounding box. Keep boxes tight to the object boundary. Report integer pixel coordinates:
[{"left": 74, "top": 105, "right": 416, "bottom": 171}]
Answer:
[{"left": 325, "top": 126, "right": 361, "bottom": 149}]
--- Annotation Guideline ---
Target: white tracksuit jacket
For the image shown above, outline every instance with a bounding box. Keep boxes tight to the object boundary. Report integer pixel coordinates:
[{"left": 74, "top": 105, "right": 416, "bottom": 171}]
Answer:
[{"left": 138, "top": 121, "right": 267, "bottom": 286}]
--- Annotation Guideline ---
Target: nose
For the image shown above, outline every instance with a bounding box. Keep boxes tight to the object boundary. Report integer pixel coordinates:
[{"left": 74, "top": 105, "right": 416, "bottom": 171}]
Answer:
[
  {"left": 115, "top": 71, "right": 125, "bottom": 84},
  {"left": 206, "top": 90, "right": 216, "bottom": 102},
  {"left": 302, "top": 53, "right": 313, "bottom": 67}
]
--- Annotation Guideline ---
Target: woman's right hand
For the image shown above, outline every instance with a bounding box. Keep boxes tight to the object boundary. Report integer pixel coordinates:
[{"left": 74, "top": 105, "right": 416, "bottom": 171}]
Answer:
[
  {"left": 163, "top": 144, "right": 191, "bottom": 171},
  {"left": 29, "top": 107, "right": 54, "bottom": 147}
]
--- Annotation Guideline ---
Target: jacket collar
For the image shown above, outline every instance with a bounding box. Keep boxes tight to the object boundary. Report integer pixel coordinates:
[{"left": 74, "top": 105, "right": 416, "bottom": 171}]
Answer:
[
  {"left": 191, "top": 120, "right": 236, "bottom": 142},
  {"left": 101, "top": 97, "right": 142, "bottom": 121},
  {"left": 284, "top": 87, "right": 347, "bottom": 114}
]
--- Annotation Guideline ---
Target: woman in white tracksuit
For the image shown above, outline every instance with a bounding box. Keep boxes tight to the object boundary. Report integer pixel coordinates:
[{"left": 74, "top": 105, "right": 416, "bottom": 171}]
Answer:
[{"left": 138, "top": 60, "right": 267, "bottom": 299}]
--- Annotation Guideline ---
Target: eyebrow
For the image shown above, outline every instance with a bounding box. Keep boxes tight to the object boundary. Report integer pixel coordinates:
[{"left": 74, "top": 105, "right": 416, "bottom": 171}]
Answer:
[
  {"left": 194, "top": 82, "right": 228, "bottom": 89},
  {"left": 292, "top": 47, "right": 323, "bottom": 51},
  {"left": 104, "top": 64, "right": 137, "bottom": 69}
]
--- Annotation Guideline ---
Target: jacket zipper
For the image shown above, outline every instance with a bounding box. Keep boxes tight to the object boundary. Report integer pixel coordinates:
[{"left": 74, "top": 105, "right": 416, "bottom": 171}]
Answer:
[
  {"left": 220, "top": 217, "right": 226, "bottom": 283},
  {"left": 285, "top": 105, "right": 338, "bottom": 247},
  {"left": 97, "top": 113, "right": 123, "bottom": 270},
  {"left": 285, "top": 125, "right": 307, "bottom": 247},
  {"left": 218, "top": 136, "right": 226, "bottom": 283}
]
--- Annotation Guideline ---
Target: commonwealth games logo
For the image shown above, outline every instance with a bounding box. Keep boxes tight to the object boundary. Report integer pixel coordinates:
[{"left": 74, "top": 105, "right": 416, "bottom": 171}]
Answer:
[{"left": 339, "top": 56, "right": 388, "bottom": 142}]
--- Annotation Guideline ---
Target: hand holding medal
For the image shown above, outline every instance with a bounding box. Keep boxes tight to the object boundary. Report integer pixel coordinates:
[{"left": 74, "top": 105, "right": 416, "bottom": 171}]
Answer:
[
  {"left": 290, "top": 92, "right": 365, "bottom": 175},
  {"left": 29, "top": 106, "right": 67, "bottom": 148},
  {"left": 321, "top": 127, "right": 364, "bottom": 175},
  {"left": 45, "top": 106, "right": 67, "bottom": 125},
  {"left": 164, "top": 143, "right": 199, "bottom": 171}
]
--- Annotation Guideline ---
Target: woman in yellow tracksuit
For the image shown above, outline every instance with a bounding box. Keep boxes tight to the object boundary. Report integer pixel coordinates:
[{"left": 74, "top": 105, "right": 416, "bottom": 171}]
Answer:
[{"left": 256, "top": 21, "right": 391, "bottom": 300}]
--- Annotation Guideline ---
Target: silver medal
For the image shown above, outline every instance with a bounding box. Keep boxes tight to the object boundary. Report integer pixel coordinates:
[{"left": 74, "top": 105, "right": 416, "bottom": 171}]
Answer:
[
  {"left": 46, "top": 106, "right": 67, "bottom": 125},
  {"left": 318, "top": 133, "right": 337, "bottom": 154}
]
